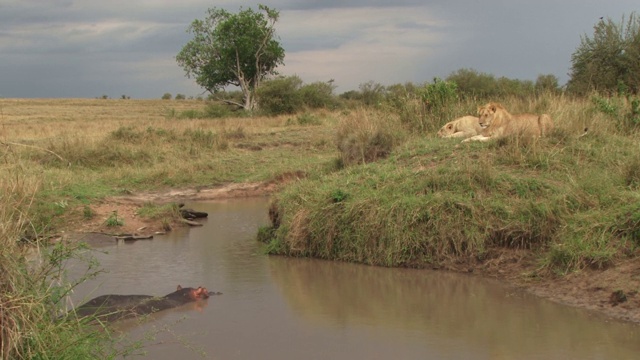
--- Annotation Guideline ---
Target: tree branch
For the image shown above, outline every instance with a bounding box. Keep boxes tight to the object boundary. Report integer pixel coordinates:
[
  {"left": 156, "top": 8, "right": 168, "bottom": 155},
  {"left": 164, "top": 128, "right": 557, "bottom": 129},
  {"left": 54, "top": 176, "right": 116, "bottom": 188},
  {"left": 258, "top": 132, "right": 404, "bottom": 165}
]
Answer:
[
  {"left": 1, "top": 141, "right": 69, "bottom": 166},
  {"left": 221, "top": 99, "right": 244, "bottom": 108}
]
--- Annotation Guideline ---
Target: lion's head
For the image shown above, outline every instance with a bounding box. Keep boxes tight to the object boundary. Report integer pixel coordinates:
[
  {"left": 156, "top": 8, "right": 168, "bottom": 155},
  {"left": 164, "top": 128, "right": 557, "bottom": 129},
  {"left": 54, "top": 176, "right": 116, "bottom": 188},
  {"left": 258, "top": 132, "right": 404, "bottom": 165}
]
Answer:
[
  {"left": 437, "top": 116, "right": 482, "bottom": 138},
  {"left": 477, "top": 102, "right": 508, "bottom": 128},
  {"left": 437, "top": 122, "right": 457, "bottom": 137}
]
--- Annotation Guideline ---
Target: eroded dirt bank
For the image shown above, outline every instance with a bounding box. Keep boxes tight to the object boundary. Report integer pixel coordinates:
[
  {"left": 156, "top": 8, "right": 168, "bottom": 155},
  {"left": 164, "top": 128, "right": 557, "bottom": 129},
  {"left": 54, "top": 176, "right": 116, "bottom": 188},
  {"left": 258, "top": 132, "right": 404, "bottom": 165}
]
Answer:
[
  {"left": 68, "top": 182, "right": 640, "bottom": 325},
  {"left": 68, "top": 182, "right": 278, "bottom": 236}
]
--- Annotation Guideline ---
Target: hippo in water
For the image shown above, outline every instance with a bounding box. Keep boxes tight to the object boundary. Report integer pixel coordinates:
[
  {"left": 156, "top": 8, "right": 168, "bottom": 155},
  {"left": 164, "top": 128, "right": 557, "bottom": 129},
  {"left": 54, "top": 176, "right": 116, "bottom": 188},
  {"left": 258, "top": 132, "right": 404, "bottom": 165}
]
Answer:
[{"left": 74, "top": 285, "right": 221, "bottom": 322}]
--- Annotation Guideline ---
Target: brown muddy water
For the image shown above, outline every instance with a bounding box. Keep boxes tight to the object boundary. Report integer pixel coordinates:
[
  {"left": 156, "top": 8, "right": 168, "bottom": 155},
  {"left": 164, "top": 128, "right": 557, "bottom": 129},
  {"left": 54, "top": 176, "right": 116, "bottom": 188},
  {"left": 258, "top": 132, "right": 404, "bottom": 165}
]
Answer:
[{"left": 67, "top": 197, "right": 640, "bottom": 359}]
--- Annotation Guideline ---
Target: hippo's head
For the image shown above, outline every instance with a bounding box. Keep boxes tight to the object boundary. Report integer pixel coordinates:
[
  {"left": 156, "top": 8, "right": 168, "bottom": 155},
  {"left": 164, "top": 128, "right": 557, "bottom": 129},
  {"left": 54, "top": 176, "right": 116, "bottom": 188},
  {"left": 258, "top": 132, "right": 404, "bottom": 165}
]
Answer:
[{"left": 170, "top": 285, "right": 211, "bottom": 303}]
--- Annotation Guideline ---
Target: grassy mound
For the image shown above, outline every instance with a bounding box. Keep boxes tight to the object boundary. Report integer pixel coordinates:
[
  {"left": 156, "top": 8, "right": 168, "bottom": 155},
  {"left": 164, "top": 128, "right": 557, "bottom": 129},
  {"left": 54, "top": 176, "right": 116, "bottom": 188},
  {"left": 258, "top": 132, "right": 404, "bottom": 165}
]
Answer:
[{"left": 262, "top": 99, "right": 640, "bottom": 275}]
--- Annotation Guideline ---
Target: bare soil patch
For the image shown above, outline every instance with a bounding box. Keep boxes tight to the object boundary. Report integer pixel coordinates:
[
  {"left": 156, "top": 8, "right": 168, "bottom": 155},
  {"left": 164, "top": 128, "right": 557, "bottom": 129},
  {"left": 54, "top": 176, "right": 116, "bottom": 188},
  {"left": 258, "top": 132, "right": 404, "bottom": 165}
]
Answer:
[
  {"left": 68, "top": 182, "right": 278, "bottom": 237},
  {"left": 469, "top": 249, "right": 640, "bottom": 324},
  {"left": 528, "top": 258, "right": 640, "bottom": 323}
]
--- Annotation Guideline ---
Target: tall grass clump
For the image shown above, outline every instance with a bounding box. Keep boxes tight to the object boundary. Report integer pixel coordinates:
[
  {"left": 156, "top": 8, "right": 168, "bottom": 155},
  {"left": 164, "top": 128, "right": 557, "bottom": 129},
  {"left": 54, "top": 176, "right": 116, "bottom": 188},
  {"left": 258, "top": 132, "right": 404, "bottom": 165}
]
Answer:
[
  {"left": 335, "top": 109, "right": 405, "bottom": 166},
  {"left": 0, "top": 177, "right": 135, "bottom": 359},
  {"left": 393, "top": 79, "right": 471, "bottom": 134}
]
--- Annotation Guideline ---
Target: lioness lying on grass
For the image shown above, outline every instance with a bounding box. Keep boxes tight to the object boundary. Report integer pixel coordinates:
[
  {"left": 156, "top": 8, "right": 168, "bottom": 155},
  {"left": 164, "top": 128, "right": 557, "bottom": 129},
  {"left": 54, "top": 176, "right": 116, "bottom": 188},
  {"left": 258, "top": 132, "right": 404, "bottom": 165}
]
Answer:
[
  {"left": 462, "top": 102, "right": 553, "bottom": 142},
  {"left": 437, "top": 115, "right": 483, "bottom": 138}
]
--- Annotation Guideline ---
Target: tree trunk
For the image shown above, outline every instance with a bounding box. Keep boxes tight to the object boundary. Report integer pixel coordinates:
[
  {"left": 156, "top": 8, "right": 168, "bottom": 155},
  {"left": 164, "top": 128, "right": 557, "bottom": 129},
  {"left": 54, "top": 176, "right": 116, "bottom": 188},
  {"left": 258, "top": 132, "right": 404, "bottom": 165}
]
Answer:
[{"left": 237, "top": 74, "right": 257, "bottom": 111}]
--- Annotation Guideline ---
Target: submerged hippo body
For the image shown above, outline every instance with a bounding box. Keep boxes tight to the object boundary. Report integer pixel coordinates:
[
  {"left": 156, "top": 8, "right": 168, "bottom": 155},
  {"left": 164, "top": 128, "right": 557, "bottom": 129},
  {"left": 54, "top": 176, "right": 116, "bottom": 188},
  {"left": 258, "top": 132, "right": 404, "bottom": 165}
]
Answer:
[{"left": 75, "top": 285, "right": 218, "bottom": 321}]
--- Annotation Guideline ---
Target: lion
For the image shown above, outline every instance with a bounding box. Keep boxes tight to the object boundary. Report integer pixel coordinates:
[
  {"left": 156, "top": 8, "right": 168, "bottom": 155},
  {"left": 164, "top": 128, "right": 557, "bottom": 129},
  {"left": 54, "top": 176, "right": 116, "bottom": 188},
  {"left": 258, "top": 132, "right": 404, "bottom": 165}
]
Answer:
[
  {"left": 437, "top": 115, "right": 483, "bottom": 138},
  {"left": 462, "top": 102, "right": 553, "bottom": 142}
]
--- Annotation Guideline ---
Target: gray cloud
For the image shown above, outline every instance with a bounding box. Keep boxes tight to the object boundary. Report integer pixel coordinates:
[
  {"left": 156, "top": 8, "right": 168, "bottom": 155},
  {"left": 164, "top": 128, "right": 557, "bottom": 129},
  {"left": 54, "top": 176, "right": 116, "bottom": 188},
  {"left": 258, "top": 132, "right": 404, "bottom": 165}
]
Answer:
[{"left": 0, "top": 0, "right": 637, "bottom": 98}]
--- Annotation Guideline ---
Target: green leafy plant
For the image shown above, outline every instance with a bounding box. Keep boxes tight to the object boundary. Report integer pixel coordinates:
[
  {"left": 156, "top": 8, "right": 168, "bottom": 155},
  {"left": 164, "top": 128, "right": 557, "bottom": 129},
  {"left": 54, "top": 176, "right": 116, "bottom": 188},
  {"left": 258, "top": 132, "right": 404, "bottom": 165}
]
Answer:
[
  {"left": 591, "top": 95, "right": 619, "bottom": 117},
  {"left": 104, "top": 211, "right": 124, "bottom": 227},
  {"left": 568, "top": 12, "right": 640, "bottom": 95},
  {"left": 624, "top": 98, "right": 640, "bottom": 129},
  {"left": 330, "top": 189, "right": 348, "bottom": 203},
  {"left": 296, "top": 112, "right": 322, "bottom": 126},
  {"left": 83, "top": 205, "right": 95, "bottom": 219}
]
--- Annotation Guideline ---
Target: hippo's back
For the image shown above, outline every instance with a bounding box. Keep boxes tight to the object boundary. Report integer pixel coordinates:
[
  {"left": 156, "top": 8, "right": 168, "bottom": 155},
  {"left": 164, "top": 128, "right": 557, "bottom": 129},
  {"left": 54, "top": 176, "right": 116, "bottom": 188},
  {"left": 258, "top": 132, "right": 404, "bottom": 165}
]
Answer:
[{"left": 75, "top": 294, "right": 153, "bottom": 319}]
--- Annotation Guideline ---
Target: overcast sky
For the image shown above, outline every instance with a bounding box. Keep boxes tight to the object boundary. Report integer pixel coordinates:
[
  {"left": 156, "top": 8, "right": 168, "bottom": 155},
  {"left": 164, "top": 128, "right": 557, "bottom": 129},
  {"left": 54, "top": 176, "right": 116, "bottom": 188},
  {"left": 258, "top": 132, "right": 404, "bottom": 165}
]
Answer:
[{"left": 0, "top": 1, "right": 636, "bottom": 99}]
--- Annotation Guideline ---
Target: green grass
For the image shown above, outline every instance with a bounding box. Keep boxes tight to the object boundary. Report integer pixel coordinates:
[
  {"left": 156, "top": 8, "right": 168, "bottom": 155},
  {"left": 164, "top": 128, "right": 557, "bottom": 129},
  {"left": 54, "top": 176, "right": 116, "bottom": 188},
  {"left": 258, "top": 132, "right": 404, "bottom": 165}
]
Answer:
[
  {"left": 263, "top": 103, "right": 640, "bottom": 275},
  {"left": 0, "top": 177, "right": 142, "bottom": 359},
  {"left": 136, "top": 202, "right": 180, "bottom": 220}
]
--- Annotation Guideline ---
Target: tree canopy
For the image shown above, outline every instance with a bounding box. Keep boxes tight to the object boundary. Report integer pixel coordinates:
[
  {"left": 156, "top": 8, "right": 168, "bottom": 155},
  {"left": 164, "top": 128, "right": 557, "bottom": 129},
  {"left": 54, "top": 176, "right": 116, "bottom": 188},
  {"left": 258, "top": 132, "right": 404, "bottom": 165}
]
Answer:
[
  {"left": 567, "top": 12, "right": 640, "bottom": 95},
  {"left": 176, "top": 4, "right": 285, "bottom": 110}
]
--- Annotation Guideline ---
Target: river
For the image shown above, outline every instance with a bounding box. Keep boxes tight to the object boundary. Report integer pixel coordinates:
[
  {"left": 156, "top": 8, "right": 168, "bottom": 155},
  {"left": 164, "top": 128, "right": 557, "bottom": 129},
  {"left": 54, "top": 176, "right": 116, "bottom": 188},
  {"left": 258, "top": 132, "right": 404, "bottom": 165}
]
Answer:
[{"left": 68, "top": 197, "right": 640, "bottom": 359}]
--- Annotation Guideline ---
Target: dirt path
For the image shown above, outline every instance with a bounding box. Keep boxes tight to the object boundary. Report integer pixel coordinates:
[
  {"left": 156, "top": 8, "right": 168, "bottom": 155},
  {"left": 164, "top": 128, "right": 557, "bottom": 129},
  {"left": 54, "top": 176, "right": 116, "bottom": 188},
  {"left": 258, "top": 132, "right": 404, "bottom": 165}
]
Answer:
[{"left": 69, "top": 181, "right": 640, "bottom": 325}]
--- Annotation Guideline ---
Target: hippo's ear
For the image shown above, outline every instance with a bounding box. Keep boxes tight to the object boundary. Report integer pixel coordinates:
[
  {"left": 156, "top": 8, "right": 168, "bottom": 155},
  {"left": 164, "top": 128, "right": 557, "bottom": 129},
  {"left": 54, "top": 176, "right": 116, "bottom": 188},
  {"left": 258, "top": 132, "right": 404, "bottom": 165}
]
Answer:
[{"left": 177, "top": 285, "right": 183, "bottom": 291}]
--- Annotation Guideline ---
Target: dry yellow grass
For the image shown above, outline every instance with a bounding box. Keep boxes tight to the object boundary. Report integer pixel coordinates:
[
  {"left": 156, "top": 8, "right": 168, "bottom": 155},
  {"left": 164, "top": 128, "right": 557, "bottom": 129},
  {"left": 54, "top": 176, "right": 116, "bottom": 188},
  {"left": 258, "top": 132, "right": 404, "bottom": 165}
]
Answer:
[
  {"left": 0, "top": 98, "right": 341, "bottom": 235},
  {"left": 0, "top": 98, "right": 297, "bottom": 142}
]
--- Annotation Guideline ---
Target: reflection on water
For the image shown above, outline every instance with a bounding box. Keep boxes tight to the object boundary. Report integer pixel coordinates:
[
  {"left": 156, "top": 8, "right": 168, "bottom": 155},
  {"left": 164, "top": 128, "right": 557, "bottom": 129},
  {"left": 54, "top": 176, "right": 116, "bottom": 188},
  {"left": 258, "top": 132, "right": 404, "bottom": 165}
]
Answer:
[
  {"left": 269, "top": 257, "right": 640, "bottom": 359},
  {"left": 68, "top": 197, "right": 640, "bottom": 360}
]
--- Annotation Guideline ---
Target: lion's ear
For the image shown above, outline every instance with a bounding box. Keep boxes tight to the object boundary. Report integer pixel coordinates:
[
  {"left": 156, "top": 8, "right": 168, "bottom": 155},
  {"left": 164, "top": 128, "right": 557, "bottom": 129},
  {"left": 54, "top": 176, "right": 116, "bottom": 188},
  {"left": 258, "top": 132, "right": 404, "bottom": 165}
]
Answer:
[{"left": 490, "top": 104, "right": 497, "bottom": 112}]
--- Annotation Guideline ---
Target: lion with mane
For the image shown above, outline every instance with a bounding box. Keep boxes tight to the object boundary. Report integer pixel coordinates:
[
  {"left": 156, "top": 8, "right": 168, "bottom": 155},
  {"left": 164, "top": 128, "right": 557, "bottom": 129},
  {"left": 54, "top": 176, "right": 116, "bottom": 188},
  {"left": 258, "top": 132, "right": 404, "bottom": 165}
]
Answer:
[
  {"left": 437, "top": 115, "right": 483, "bottom": 138},
  {"left": 462, "top": 102, "right": 553, "bottom": 142}
]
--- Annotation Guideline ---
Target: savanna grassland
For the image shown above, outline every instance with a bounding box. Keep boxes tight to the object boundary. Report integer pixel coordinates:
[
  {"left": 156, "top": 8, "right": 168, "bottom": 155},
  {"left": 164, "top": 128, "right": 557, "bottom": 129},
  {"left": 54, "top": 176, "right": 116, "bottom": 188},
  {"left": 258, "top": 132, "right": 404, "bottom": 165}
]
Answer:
[
  {"left": 1, "top": 95, "right": 639, "bottom": 358},
  {"left": 0, "top": 98, "right": 341, "bottom": 359}
]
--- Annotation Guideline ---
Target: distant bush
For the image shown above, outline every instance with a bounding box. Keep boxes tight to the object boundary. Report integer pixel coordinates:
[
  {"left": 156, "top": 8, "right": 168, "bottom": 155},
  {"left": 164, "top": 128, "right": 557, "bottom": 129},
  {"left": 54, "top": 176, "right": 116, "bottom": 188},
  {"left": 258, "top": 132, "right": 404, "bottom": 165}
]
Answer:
[
  {"left": 299, "top": 81, "right": 338, "bottom": 109},
  {"left": 535, "top": 74, "right": 561, "bottom": 94},
  {"left": 178, "top": 109, "right": 204, "bottom": 119},
  {"left": 163, "top": 102, "right": 245, "bottom": 120},
  {"left": 204, "top": 103, "right": 235, "bottom": 118},
  {"left": 161, "top": 93, "right": 172, "bottom": 100},
  {"left": 257, "top": 76, "right": 303, "bottom": 115},
  {"left": 444, "top": 68, "right": 539, "bottom": 100},
  {"left": 358, "top": 81, "right": 386, "bottom": 106},
  {"left": 175, "top": 94, "right": 186, "bottom": 100},
  {"left": 286, "top": 112, "right": 323, "bottom": 126},
  {"left": 445, "top": 68, "right": 499, "bottom": 99},
  {"left": 396, "top": 79, "right": 460, "bottom": 133},
  {"left": 568, "top": 13, "right": 640, "bottom": 95}
]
